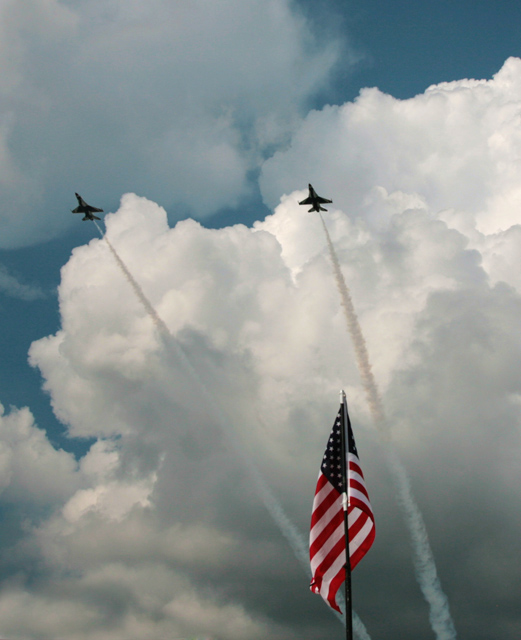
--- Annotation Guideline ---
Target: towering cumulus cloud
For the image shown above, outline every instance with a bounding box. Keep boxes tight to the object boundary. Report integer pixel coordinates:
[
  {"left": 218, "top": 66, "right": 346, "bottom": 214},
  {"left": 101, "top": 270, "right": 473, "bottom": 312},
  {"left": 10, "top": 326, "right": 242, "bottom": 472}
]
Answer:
[
  {"left": 257, "top": 57, "right": 521, "bottom": 639},
  {"left": 0, "top": 60, "right": 521, "bottom": 638},
  {"left": 319, "top": 213, "right": 456, "bottom": 639}
]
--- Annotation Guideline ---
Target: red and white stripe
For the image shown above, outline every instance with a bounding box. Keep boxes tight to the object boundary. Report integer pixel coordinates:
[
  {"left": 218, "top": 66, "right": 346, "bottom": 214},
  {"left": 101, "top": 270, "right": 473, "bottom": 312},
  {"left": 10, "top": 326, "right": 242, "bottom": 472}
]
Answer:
[{"left": 310, "top": 453, "right": 375, "bottom": 612}]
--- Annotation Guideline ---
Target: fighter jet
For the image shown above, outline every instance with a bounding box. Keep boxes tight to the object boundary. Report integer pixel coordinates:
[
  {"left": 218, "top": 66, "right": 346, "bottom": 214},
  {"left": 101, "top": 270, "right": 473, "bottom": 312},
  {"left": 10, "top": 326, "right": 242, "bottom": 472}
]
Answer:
[
  {"left": 71, "top": 193, "right": 104, "bottom": 221},
  {"left": 298, "top": 184, "right": 333, "bottom": 212}
]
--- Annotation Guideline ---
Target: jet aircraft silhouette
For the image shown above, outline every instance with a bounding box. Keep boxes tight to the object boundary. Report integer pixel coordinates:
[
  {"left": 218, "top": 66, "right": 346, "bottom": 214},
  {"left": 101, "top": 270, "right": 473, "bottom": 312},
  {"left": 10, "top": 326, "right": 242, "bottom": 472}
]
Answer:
[
  {"left": 298, "top": 184, "right": 332, "bottom": 212},
  {"left": 72, "top": 193, "right": 104, "bottom": 221}
]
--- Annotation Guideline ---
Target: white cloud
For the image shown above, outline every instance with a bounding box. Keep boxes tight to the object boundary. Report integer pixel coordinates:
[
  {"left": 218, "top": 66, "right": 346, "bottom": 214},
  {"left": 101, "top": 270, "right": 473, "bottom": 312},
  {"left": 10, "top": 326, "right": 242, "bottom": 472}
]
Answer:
[
  {"left": 62, "top": 473, "right": 156, "bottom": 524},
  {"left": 0, "top": 263, "right": 46, "bottom": 301},
  {"left": 3, "top": 58, "right": 521, "bottom": 638},
  {"left": 0, "top": 0, "right": 340, "bottom": 248},
  {"left": 260, "top": 57, "right": 521, "bottom": 236},
  {"left": 0, "top": 403, "right": 77, "bottom": 505},
  {"left": 19, "top": 183, "right": 521, "bottom": 636}
]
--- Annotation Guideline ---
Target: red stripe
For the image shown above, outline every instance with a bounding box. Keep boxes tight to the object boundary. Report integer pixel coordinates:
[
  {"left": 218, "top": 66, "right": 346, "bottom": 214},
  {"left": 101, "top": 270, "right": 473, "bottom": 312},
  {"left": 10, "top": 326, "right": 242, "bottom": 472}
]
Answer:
[
  {"left": 310, "top": 413, "right": 375, "bottom": 613},
  {"left": 310, "top": 479, "right": 340, "bottom": 525},
  {"left": 348, "top": 510, "right": 369, "bottom": 542},
  {"left": 314, "top": 535, "right": 345, "bottom": 582},
  {"left": 349, "top": 477, "right": 370, "bottom": 500},
  {"left": 350, "top": 497, "right": 373, "bottom": 517},
  {"left": 349, "top": 459, "right": 364, "bottom": 476},
  {"left": 326, "top": 566, "right": 346, "bottom": 612},
  {"left": 310, "top": 509, "right": 343, "bottom": 559},
  {"left": 314, "top": 473, "right": 329, "bottom": 493},
  {"left": 350, "top": 525, "right": 375, "bottom": 570}
]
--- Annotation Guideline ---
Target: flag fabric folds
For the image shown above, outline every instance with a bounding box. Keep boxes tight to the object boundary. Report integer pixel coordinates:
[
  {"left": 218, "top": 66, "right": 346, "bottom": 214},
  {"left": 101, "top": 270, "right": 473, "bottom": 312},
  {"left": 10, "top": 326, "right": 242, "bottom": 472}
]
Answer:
[{"left": 309, "top": 400, "right": 375, "bottom": 612}]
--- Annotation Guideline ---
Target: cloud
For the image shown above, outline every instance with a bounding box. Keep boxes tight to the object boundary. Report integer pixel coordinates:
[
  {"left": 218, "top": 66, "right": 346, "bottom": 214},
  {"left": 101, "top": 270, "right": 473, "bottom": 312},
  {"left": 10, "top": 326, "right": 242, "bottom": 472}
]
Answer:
[
  {"left": 0, "top": 263, "right": 46, "bottom": 301},
  {"left": 2, "top": 58, "right": 521, "bottom": 638},
  {"left": 0, "top": 403, "right": 77, "bottom": 505},
  {"left": 260, "top": 56, "right": 521, "bottom": 235},
  {"left": 0, "top": 568, "right": 291, "bottom": 640},
  {"left": 0, "top": 0, "right": 340, "bottom": 248}
]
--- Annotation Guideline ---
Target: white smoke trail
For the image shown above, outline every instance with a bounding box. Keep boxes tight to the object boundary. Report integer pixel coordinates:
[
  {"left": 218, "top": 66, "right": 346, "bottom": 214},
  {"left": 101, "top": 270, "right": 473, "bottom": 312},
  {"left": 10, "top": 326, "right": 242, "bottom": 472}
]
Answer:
[
  {"left": 101, "top": 231, "right": 170, "bottom": 334},
  {"left": 353, "top": 614, "right": 372, "bottom": 640},
  {"left": 386, "top": 448, "right": 457, "bottom": 640},
  {"left": 94, "top": 222, "right": 370, "bottom": 639},
  {"left": 319, "top": 214, "right": 457, "bottom": 640},
  {"left": 97, "top": 226, "right": 307, "bottom": 557}
]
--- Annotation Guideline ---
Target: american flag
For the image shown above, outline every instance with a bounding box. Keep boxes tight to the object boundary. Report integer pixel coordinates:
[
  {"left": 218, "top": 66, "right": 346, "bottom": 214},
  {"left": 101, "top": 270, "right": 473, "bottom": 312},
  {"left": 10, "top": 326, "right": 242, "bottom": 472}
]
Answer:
[{"left": 309, "top": 398, "right": 375, "bottom": 612}]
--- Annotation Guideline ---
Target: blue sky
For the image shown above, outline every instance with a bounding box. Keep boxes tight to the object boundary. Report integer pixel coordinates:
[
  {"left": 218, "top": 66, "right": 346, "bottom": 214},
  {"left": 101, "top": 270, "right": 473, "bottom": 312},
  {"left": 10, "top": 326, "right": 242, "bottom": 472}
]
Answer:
[
  {"left": 2, "top": 1, "right": 521, "bottom": 638},
  {"left": 4, "top": 0, "right": 521, "bottom": 455},
  {"left": 340, "top": 0, "right": 521, "bottom": 98}
]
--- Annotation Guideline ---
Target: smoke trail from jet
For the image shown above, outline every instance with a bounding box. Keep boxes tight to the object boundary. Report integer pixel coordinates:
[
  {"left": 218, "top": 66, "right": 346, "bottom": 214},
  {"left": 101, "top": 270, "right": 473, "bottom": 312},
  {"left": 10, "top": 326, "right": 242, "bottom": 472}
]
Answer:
[
  {"left": 96, "top": 224, "right": 306, "bottom": 560},
  {"left": 386, "top": 448, "right": 457, "bottom": 640},
  {"left": 318, "top": 215, "right": 385, "bottom": 427},
  {"left": 99, "top": 230, "right": 171, "bottom": 336},
  {"left": 319, "top": 214, "right": 457, "bottom": 640},
  {"left": 94, "top": 221, "right": 370, "bottom": 640}
]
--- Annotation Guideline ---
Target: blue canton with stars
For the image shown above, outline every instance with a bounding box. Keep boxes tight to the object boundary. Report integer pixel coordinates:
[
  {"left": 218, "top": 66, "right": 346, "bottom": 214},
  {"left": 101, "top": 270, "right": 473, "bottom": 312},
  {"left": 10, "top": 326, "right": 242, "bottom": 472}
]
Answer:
[{"left": 321, "top": 406, "right": 359, "bottom": 494}]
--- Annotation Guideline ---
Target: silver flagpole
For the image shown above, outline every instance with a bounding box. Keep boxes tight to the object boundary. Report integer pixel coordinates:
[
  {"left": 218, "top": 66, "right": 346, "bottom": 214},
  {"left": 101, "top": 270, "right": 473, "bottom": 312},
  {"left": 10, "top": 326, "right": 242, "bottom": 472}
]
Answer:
[{"left": 340, "top": 390, "right": 353, "bottom": 640}]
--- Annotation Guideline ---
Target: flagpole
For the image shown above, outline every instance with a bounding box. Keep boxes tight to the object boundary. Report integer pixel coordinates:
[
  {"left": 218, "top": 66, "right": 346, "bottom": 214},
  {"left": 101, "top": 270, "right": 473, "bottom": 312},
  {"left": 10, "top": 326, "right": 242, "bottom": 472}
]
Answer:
[{"left": 340, "top": 390, "right": 353, "bottom": 640}]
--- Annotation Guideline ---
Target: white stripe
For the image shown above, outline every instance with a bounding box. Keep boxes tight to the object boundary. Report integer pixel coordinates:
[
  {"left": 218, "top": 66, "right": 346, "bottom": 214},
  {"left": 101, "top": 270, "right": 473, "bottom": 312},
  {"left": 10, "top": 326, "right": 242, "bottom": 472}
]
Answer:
[
  {"left": 347, "top": 506, "right": 363, "bottom": 528},
  {"left": 310, "top": 520, "right": 344, "bottom": 572},
  {"left": 349, "top": 486, "right": 373, "bottom": 513},
  {"left": 310, "top": 492, "right": 342, "bottom": 546},
  {"left": 348, "top": 452, "right": 362, "bottom": 467},
  {"left": 349, "top": 469, "right": 365, "bottom": 487},
  {"left": 349, "top": 516, "right": 374, "bottom": 556},
  {"left": 311, "top": 479, "right": 335, "bottom": 514},
  {"left": 318, "top": 547, "right": 346, "bottom": 601}
]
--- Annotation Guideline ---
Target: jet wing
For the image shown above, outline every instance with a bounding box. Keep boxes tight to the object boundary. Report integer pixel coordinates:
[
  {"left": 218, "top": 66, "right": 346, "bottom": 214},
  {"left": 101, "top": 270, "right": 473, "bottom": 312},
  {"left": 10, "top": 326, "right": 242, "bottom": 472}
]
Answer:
[
  {"left": 316, "top": 196, "right": 332, "bottom": 204},
  {"left": 299, "top": 197, "right": 313, "bottom": 205},
  {"left": 88, "top": 206, "right": 104, "bottom": 213},
  {"left": 71, "top": 207, "right": 83, "bottom": 213}
]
